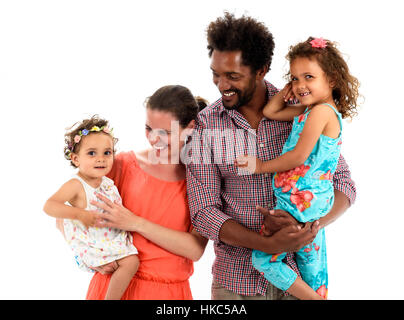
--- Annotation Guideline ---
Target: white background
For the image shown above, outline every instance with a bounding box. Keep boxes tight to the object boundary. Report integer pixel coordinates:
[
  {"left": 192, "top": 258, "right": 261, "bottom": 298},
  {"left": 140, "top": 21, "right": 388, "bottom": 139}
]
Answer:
[{"left": 1, "top": 0, "right": 403, "bottom": 299}]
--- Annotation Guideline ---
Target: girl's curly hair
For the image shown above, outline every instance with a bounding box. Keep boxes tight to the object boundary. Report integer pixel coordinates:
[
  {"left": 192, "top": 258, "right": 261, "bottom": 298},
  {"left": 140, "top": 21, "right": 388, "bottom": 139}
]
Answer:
[
  {"left": 286, "top": 37, "right": 360, "bottom": 119},
  {"left": 64, "top": 115, "right": 118, "bottom": 168}
]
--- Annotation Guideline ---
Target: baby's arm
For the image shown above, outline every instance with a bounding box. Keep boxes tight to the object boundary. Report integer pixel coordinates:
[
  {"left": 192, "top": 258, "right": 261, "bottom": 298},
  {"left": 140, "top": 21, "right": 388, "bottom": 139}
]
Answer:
[
  {"left": 43, "top": 179, "right": 97, "bottom": 228},
  {"left": 263, "top": 83, "right": 306, "bottom": 121},
  {"left": 237, "top": 105, "right": 334, "bottom": 174}
]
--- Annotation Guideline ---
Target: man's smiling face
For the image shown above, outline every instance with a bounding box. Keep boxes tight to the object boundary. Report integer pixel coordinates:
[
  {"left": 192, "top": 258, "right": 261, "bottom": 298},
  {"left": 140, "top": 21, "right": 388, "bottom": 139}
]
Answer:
[{"left": 210, "top": 50, "right": 257, "bottom": 110}]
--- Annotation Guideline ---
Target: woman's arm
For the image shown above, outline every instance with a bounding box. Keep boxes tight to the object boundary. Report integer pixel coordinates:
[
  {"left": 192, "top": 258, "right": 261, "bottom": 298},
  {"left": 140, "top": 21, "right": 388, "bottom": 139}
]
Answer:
[
  {"left": 91, "top": 193, "right": 208, "bottom": 261},
  {"left": 43, "top": 179, "right": 98, "bottom": 229},
  {"left": 136, "top": 220, "right": 208, "bottom": 261}
]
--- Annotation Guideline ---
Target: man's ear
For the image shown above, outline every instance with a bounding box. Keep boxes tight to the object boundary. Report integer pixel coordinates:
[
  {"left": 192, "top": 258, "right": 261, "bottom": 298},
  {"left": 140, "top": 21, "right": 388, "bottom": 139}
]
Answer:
[{"left": 255, "top": 65, "right": 269, "bottom": 80}]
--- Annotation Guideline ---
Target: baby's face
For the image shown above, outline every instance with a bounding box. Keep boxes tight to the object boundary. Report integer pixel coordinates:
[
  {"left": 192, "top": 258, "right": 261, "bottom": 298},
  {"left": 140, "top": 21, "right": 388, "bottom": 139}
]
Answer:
[{"left": 71, "top": 133, "right": 114, "bottom": 179}]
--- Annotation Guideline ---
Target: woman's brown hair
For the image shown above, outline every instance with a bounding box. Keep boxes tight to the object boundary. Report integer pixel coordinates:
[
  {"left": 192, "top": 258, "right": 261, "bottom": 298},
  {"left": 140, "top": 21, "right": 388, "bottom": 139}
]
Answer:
[{"left": 145, "top": 85, "right": 208, "bottom": 127}]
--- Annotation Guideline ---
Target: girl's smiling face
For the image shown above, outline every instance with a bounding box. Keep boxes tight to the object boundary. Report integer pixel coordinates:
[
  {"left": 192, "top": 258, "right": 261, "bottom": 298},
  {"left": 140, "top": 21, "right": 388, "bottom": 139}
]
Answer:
[
  {"left": 290, "top": 56, "right": 334, "bottom": 107},
  {"left": 71, "top": 132, "right": 114, "bottom": 181}
]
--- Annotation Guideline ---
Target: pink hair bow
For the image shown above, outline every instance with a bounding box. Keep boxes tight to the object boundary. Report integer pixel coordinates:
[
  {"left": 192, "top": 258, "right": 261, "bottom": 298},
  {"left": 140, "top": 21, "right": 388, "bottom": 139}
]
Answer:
[{"left": 310, "top": 37, "right": 327, "bottom": 49}]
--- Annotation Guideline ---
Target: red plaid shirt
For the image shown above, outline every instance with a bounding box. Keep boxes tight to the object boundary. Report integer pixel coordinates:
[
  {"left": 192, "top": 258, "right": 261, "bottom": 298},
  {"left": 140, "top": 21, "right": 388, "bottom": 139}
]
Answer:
[{"left": 186, "top": 80, "right": 356, "bottom": 296}]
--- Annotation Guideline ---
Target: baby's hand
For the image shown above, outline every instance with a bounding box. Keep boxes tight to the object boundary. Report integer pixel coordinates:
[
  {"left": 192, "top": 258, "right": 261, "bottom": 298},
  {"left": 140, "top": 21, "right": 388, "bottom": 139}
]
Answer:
[
  {"left": 234, "top": 155, "right": 264, "bottom": 174},
  {"left": 77, "top": 209, "right": 98, "bottom": 229}
]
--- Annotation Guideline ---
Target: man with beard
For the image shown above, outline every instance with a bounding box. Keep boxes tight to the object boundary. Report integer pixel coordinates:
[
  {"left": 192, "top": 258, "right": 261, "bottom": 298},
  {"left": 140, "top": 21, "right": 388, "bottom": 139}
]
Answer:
[{"left": 186, "top": 12, "right": 356, "bottom": 300}]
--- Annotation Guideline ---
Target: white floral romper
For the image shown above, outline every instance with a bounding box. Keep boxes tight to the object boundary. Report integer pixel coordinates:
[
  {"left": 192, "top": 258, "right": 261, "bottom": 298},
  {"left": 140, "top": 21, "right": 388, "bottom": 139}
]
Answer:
[{"left": 63, "top": 175, "right": 138, "bottom": 272}]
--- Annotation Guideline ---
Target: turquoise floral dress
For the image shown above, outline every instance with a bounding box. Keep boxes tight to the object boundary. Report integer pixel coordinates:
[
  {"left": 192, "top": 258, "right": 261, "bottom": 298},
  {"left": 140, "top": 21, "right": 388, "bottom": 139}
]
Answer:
[{"left": 252, "top": 103, "right": 343, "bottom": 298}]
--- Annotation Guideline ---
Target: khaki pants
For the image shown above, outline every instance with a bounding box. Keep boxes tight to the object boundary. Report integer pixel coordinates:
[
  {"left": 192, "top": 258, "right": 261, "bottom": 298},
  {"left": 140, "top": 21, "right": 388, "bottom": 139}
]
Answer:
[{"left": 211, "top": 281, "right": 298, "bottom": 300}]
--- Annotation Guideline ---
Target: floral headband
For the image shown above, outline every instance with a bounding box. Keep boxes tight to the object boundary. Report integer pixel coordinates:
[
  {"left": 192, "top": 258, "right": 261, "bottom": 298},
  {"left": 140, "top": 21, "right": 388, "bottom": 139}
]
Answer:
[
  {"left": 65, "top": 125, "right": 114, "bottom": 160},
  {"left": 310, "top": 37, "right": 327, "bottom": 49}
]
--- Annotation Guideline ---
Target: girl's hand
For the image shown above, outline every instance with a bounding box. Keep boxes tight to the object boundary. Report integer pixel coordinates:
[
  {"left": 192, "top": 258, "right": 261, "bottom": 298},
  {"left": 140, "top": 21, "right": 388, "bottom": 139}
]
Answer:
[
  {"left": 77, "top": 209, "right": 99, "bottom": 229},
  {"left": 234, "top": 155, "right": 265, "bottom": 174},
  {"left": 281, "top": 82, "right": 295, "bottom": 102},
  {"left": 90, "top": 193, "right": 140, "bottom": 232}
]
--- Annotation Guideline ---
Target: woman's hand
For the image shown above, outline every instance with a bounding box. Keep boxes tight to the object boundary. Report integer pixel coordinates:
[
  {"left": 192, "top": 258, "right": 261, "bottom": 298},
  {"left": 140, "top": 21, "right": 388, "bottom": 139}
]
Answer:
[{"left": 90, "top": 193, "right": 140, "bottom": 232}]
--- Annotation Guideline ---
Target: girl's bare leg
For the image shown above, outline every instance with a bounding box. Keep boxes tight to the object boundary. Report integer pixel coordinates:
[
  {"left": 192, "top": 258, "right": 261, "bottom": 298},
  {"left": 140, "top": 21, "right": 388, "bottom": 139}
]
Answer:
[{"left": 104, "top": 254, "right": 139, "bottom": 300}]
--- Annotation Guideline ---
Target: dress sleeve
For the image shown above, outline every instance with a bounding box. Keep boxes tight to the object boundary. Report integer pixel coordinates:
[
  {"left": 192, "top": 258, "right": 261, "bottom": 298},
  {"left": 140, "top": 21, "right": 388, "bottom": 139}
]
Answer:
[
  {"left": 186, "top": 117, "right": 232, "bottom": 242},
  {"left": 332, "top": 154, "right": 357, "bottom": 204}
]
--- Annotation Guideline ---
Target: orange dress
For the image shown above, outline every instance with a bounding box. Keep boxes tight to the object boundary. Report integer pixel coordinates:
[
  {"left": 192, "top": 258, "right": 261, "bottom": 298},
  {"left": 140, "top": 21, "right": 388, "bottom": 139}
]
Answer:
[{"left": 86, "top": 151, "right": 194, "bottom": 300}]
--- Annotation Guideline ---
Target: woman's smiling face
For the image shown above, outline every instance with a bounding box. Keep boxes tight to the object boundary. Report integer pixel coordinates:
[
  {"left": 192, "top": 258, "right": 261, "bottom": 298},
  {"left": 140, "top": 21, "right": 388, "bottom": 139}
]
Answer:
[{"left": 145, "top": 108, "right": 194, "bottom": 163}]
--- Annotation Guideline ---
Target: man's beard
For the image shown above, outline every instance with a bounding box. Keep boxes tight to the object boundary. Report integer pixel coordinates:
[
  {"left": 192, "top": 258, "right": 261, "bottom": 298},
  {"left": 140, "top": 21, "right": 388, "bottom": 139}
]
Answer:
[{"left": 222, "top": 80, "right": 256, "bottom": 111}]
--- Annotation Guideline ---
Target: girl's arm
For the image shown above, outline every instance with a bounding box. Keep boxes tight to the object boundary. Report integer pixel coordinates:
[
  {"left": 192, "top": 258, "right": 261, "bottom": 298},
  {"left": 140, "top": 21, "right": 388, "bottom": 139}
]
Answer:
[
  {"left": 43, "top": 179, "right": 98, "bottom": 228},
  {"left": 237, "top": 104, "right": 335, "bottom": 174},
  {"left": 91, "top": 193, "right": 208, "bottom": 261},
  {"left": 263, "top": 83, "right": 306, "bottom": 121}
]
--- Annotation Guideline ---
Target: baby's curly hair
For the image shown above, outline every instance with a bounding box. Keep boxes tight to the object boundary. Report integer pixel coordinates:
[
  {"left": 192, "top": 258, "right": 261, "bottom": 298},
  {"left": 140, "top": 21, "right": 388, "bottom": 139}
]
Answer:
[
  {"left": 64, "top": 115, "right": 118, "bottom": 168},
  {"left": 286, "top": 37, "right": 360, "bottom": 119},
  {"left": 206, "top": 12, "right": 275, "bottom": 73}
]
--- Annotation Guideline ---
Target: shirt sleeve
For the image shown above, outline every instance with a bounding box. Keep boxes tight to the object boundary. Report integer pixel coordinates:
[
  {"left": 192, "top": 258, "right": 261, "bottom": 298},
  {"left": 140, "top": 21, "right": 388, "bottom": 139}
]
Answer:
[
  {"left": 186, "top": 164, "right": 232, "bottom": 242},
  {"left": 186, "top": 117, "right": 232, "bottom": 242},
  {"left": 332, "top": 154, "right": 357, "bottom": 204}
]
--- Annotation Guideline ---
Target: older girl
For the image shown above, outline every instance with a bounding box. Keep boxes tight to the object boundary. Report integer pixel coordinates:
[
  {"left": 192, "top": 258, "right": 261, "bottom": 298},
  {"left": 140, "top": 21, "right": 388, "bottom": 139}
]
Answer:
[{"left": 236, "top": 37, "right": 360, "bottom": 299}]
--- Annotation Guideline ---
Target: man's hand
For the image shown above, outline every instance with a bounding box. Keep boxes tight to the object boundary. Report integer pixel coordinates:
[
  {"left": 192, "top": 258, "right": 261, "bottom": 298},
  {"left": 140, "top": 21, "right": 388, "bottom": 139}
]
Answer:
[
  {"left": 266, "top": 221, "right": 319, "bottom": 253},
  {"left": 256, "top": 205, "right": 320, "bottom": 252},
  {"left": 257, "top": 205, "right": 300, "bottom": 236}
]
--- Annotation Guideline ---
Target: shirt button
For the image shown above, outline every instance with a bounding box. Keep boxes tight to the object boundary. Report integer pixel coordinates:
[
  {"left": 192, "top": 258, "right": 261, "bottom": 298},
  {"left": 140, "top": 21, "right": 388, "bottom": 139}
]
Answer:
[
  {"left": 259, "top": 143, "right": 264, "bottom": 148},
  {"left": 264, "top": 173, "right": 269, "bottom": 177}
]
